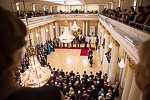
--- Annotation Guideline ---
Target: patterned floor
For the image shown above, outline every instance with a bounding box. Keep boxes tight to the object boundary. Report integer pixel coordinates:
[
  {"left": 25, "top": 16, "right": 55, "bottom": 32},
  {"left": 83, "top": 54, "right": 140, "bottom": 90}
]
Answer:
[{"left": 47, "top": 44, "right": 103, "bottom": 75}]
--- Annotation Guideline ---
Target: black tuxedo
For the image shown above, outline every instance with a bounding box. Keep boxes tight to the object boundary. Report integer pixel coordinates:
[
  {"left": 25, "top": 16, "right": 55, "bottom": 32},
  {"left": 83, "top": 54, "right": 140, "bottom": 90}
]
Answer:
[
  {"left": 84, "top": 42, "right": 87, "bottom": 49},
  {"left": 89, "top": 74, "right": 94, "bottom": 79},
  {"left": 71, "top": 41, "right": 73, "bottom": 48},
  {"left": 112, "top": 87, "right": 119, "bottom": 96},
  {"left": 91, "top": 88, "right": 98, "bottom": 99},
  {"left": 60, "top": 71, "right": 65, "bottom": 77},
  {"left": 63, "top": 43, "right": 65, "bottom": 47},
  {"left": 90, "top": 58, "right": 93, "bottom": 67},
  {"left": 89, "top": 50, "right": 93, "bottom": 55},
  {"left": 70, "top": 72, "right": 75, "bottom": 77},
  {"left": 56, "top": 40, "right": 59, "bottom": 47},
  {"left": 53, "top": 41, "right": 56, "bottom": 48},
  {"left": 87, "top": 81, "right": 94, "bottom": 88}
]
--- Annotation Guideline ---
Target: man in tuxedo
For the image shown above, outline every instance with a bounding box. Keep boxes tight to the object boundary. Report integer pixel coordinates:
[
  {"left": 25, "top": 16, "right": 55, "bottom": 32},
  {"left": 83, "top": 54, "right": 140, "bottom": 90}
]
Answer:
[
  {"left": 71, "top": 41, "right": 73, "bottom": 48},
  {"left": 70, "top": 70, "right": 75, "bottom": 77},
  {"left": 98, "top": 70, "right": 102, "bottom": 79},
  {"left": 53, "top": 40, "right": 56, "bottom": 48},
  {"left": 88, "top": 49, "right": 93, "bottom": 57},
  {"left": 91, "top": 85, "right": 98, "bottom": 99},
  {"left": 50, "top": 39, "right": 52, "bottom": 45},
  {"left": 56, "top": 39, "right": 59, "bottom": 47},
  {"left": 89, "top": 72, "right": 94, "bottom": 79},
  {"left": 60, "top": 69, "right": 65, "bottom": 77},
  {"left": 63, "top": 43, "right": 65, "bottom": 47},
  {"left": 79, "top": 40, "right": 81, "bottom": 48},
  {"left": 95, "top": 40, "right": 98, "bottom": 50},
  {"left": 47, "top": 63, "right": 51, "bottom": 69},
  {"left": 84, "top": 41, "right": 87, "bottom": 49},
  {"left": 90, "top": 58, "right": 93, "bottom": 67},
  {"left": 87, "top": 78, "right": 94, "bottom": 89},
  {"left": 112, "top": 84, "right": 119, "bottom": 97}
]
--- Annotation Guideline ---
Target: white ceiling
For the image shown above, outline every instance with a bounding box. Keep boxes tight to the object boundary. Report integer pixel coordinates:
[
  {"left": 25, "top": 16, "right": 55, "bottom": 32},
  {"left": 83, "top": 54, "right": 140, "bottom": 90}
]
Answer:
[{"left": 14, "top": 0, "right": 113, "bottom": 5}]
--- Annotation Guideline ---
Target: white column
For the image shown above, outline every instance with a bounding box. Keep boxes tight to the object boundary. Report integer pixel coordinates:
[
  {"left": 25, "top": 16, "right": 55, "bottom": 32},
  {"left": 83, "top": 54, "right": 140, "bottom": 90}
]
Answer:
[
  {"left": 49, "top": 24, "right": 54, "bottom": 40},
  {"left": 103, "top": 32, "right": 110, "bottom": 73},
  {"left": 68, "top": 5, "right": 71, "bottom": 13},
  {"left": 108, "top": 40, "right": 120, "bottom": 84},
  {"left": 99, "top": 28, "right": 105, "bottom": 62},
  {"left": 40, "top": 26, "right": 46, "bottom": 44},
  {"left": 84, "top": 5, "right": 87, "bottom": 13},
  {"left": 103, "top": 32, "right": 110, "bottom": 55},
  {"left": 50, "top": 6, "right": 52, "bottom": 13},
  {"left": 120, "top": 55, "right": 128, "bottom": 88},
  {"left": 70, "top": 21, "right": 72, "bottom": 34},
  {"left": 100, "top": 29, "right": 105, "bottom": 46},
  {"left": 55, "top": 21, "right": 59, "bottom": 38},
  {"left": 82, "top": 21, "right": 85, "bottom": 36},
  {"left": 128, "top": 77, "right": 141, "bottom": 100},
  {"left": 121, "top": 66, "right": 134, "bottom": 100},
  {"left": 85, "top": 20, "right": 88, "bottom": 36}
]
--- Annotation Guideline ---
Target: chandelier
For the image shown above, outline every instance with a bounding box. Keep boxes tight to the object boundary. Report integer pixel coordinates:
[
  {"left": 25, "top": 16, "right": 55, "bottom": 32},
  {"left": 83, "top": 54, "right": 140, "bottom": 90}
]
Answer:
[
  {"left": 58, "top": 1, "right": 75, "bottom": 43},
  {"left": 21, "top": 0, "right": 51, "bottom": 88},
  {"left": 21, "top": 40, "right": 51, "bottom": 87},
  {"left": 72, "top": 20, "right": 79, "bottom": 31},
  {"left": 72, "top": 15, "right": 79, "bottom": 31},
  {"left": 58, "top": 20, "right": 75, "bottom": 43}
]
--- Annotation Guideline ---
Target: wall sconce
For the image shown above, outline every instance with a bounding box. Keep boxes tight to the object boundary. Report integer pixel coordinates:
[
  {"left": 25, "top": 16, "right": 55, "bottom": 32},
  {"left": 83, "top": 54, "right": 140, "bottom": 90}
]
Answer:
[
  {"left": 108, "top": 42, "right": 112, "bottom": 48},
  {"left": 118, "top": 57, "right": 125, "bottom": 68},
  {"left": 36, "top": 33, "right": 39, "bottom": 37},
  {"left": 103, "top": 34, "right": 106, "bottom": 39},
  {"left": 46, "top": 29, "right": 48, "bottom": 32},
  {"left": 100, "top": 29, "right": 103, "bottom": 32}
]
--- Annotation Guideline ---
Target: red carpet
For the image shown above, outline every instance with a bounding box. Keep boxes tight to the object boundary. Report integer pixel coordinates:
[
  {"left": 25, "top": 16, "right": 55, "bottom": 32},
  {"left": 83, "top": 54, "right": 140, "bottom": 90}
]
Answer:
[
  {"left": 55, "top": 47, "right": 95, "bottom": 56},
  {"left": 80, "top": 48, "right": 88, "bottom": 56}
]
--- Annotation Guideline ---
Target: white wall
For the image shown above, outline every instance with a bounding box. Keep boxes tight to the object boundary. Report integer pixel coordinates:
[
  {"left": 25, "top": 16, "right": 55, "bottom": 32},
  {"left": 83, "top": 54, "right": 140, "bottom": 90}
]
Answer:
[
  {"left": 99, "top": 5, "right": 104, "bottom": 13},
  {"left": 57, "top": 5, "right": 67, "bottom": 12},
  {"left": 71, "top": 5, "right": 83, "bottom": 11},
  {"left": 35, "top": 4, "right": 43, "bottom": 11},
  {"left": 88, "top": 5, "right": 99, "bottom": 12},
  {"left": 52, "top": 6, "right": 57, "bottom": 13}
]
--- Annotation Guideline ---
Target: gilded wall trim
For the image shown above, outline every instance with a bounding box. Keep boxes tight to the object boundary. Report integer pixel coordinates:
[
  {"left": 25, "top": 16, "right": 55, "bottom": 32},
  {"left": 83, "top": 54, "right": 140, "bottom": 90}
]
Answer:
[{"left": 127, "top": 55, "right": 135, "bottom": 70}]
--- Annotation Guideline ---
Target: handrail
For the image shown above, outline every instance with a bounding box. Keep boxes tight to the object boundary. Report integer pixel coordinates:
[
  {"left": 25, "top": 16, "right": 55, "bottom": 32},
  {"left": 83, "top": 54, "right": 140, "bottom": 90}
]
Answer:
[{"left": 99, "top": 14, "right": 150, "bottom": 64}]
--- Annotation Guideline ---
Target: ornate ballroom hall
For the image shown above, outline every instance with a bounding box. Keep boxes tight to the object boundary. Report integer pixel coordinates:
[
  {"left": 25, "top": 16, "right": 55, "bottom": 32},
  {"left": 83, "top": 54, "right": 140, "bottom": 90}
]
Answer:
[{"left": 0, "top": 0, "right": 150, "bottom": 100}]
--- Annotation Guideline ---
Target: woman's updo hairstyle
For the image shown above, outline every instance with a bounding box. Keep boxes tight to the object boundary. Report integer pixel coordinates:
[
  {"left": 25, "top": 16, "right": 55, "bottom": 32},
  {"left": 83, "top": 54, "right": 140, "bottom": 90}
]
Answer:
[{"left": 0, "top": 7, "right": 27, "bottom": 75}]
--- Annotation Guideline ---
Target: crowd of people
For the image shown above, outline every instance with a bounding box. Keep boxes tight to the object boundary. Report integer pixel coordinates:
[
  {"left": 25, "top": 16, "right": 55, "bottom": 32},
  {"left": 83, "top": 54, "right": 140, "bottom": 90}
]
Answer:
[
  {"left": 16, "top": 9, "right": 99, "bottom": 19},
  {"left": 16, "top": 59, "right": 119, "bottom": 100},
  {"left": 15, "top": 37, "right": 119, "bottom": 100},
  {"left": 102, "top": 6, "right": 150, "bottom": 32},
  {"left": 48, "top": 69, "right": 119, "bottom": 100}
]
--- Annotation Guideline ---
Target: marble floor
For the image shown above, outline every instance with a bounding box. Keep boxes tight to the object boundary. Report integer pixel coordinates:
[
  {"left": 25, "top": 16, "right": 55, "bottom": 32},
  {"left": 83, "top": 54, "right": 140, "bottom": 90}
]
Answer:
[{"left": 47, "top": 44, "right": 103, "bottom": 75}]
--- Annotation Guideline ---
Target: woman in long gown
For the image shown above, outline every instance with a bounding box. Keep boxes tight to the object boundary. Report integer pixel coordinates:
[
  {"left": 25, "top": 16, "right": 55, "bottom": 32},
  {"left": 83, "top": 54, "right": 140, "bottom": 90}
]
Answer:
[{"left": 48, "top": 44, "right": 51, "bottom": 54}]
